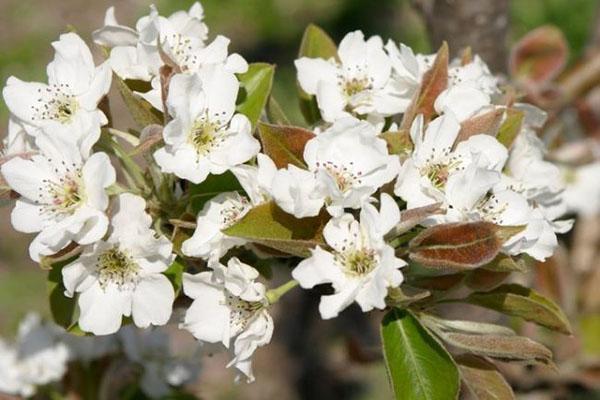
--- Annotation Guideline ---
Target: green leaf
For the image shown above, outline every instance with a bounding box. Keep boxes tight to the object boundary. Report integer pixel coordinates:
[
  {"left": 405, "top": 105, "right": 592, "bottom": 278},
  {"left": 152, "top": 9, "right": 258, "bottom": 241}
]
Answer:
[
  {"left": 297, "top": 24, "right": 338, "bottom": 125},
  {"left": 465, "top": 284, "right": 572, "bottom": 335},
  {"left": 164, "top": 257, "right": 185, "bottom": 296},
  {"left": 380, "top": 309, "right": 460, "bottom": 400},
  {"left": 47, "top": 256, "right": 79, "bottom": 329},
  {"left": 237, "top": 63, "right": 275, "bottom": 129},
  {"left": 496, "top": 109, "right": 524, "bottom": 149},
  {"left": 223, "top": 201, "right": 327, "bottom": 257},
  {"left": 115, "top": 75, "right": 163, "bottom": 128},
  {"left": 421, "top": 314, "right": 517, "bottom": 337},
  {"left": 266, "top": 96, "right": 291, "bottom": 125},
  {"left": 188, "top": 171, "right": 243, "bottom": 213},
  {"left": 408, "top": 222, "right": 525, "bottom": 271},
  {"left": 456, "top": 355, "right": 516, "bottom": 400},
  {"left": 380, "top": 129, "right": 414, "bottom": 157},
  {"left": 482, "top": 254, "right": 530, "bottom": 273},
  {"left": 257, "top": 122, "right": 315, "bottom": 169}
]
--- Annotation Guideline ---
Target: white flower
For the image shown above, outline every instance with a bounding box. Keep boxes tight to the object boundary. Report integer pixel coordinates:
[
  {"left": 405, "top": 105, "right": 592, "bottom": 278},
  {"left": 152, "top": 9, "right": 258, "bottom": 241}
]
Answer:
[
  {"left": 395, "top": 113, "right": 507, "bottom": 212},
  {"left": 95, "top": 4, "right": 247, "bottom": 110},
  {"left": 182, "top": 257, "right": 273, "bottom": 382},
  {"left": 154, "top": 68, "right": 260, "bottom": 183},
  {"left": 62, "top": 193, "right": 175, "bottom": 335},
  {"left": 1, "top": 118, "right": 36, "bottom": 159},
  {"left": 119, "top": 325, "right": 201, "bottom": 398},
  {"left": 270, "top": 163, "right": 325, "bottom": 218},
  {"left": 293, "top": 194, "right": 405, "bottom": 319},
  {"left": 561, "top": 162, "right": 600, "bottom": 216},
  {"left": 0, "top": 137, "right": 115, "bottom": 262},
  {"left": 182, "top": 192, "right": 252, "bottom": 262},
  {"left": 231, "top": 153, "right": 278, "bottom": 206},
  {"left": 297, "top": 117, "right": 399, "bottom": 217},
  {"left": 0, "top": 314, "right": 70, "bottom": 397},
  {"left": 3, "top": 33, "right": 111, "bottom": 156},
  {"left": 295, "top": 30, "right": 402, "bottom": 123}
]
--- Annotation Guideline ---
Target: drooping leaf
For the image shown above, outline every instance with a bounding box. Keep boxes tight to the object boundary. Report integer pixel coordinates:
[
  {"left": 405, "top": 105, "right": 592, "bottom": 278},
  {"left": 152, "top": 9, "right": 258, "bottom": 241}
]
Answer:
[
  {"left": 380, "top": 129, "right": 414, "bottom": 157},
  {"left": 421, "top": 314, "right": 516, "bottom": 337},
  {"left": 455, "top": 108, "right": 504, "bottom": 144},
  {"left": 401, "top": 42, "right": 449, "bottom": 129},
  {"left": 115, "top": 75, "right": 163, "bottom": 128},
  {"left": 47, "top": 256, "right": 79, "bottom": 330},
  {"left": 257, "top": 122, "right": 315, "bottom": 168},
  {"left": 496, "top": 109, "right": 524, "bottom": 149},
  {"left": 164, "top": 257, "right": 185, "bottom": 296},
  {"left": 510, "top": 25, "right": 568, "bottom": 84},
  {"left": 465, "top": 269, "right": 511, "bottom": 291},
  {"left": 266, "top": 96, "right": 291, "bottom": 125},
  {"left": 188, "top": 171, "right": 243, "bottom": 213},
  {"left": 456, "top": 355, "right": 516, "bottom": 400},
  {"left": 380, "top": 308, "right": 460, "bottom": 400},
  {"left": 223, "top": 201, "right": 327, "bottom": 257},
  {"left": 428, "top": 328, "right": 554, "bottom": 369},
  {"left": 408, "top": 222, "right": 524, "bottom": 271},
  {"left": 386, "top": 203, "right": 443, "bottom": 239},
  {"left": 297, "top": 24, "right": 338, "bottom": 125},
  {"left": 237, "top": 63, "right": 275, "bottom": 129},
  {"left": 386, "top": 286, "right": 431, "bottom": 307},
  {"left": 465, "top": 284, "right": 572, "bottom": 334}
]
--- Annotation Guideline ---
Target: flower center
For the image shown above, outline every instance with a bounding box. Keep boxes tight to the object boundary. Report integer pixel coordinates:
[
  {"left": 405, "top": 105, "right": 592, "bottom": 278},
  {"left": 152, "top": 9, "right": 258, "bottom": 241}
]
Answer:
[
  {"left": 317, "top": 160, "right": 362, "bottom": 193},
  {"left": 96, "top": 246, "right": 140, "bottom": 290},
  {"left": 167, "top": 33, "right": 201, "bottom": 72},
  {"left": 227, "top": 294, "right": 263, "bottom": 336},
  {"left": 478, "top": 194, "right": 508, "bottom": 225},
  {"left": 342, "top": 76, "right": 372, "bottom": 97},
  {"left": 39, "top": 166, "right": 86, "bottom": 217},
  {"left": 188, "top": 118, "right": 225, "bottom": 157},
  {"left": 33, "top": 84, "right": 79, "bottom": 124},
  {"left": 424, "top": 163, "right": 451, "bottom": 189},
  {"left": 220, "top": 197, "right": 251, "bottom": 228},
  {"left": 336, "top": 248, "right": 377, "bottom": 277}
]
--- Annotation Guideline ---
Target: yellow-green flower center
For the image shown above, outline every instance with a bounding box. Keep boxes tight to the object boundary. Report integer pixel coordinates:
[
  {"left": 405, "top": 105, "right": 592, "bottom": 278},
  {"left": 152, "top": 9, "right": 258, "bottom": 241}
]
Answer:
[{"left": 97, "top": 246, "right": 140, "bottom": 290}]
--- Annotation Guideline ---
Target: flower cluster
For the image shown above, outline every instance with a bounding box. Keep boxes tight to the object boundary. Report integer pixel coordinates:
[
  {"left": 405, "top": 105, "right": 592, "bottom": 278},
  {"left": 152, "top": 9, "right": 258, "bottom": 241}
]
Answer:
[{"left": 0, "top": 2, "right": 584, "bottom": 396}]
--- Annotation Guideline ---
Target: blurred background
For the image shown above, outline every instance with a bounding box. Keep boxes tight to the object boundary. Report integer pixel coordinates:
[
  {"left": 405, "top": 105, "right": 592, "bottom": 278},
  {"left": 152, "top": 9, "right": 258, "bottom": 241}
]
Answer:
[{"left": 1, "top": 0, "right": 599, "bottom": 399}]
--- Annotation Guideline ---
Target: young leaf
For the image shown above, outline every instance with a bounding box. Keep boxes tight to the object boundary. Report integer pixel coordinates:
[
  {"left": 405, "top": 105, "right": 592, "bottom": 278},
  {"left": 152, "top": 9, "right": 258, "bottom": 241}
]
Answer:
[
  {"left": 380, "top": 308, "right": 460, "bottom": 400},
  {"left": 465, "top": 284, "right": 572, "bottom": 335},
  {"left": 421, "top": 315, "right": 516, "bottom": 337},
  {"left": 237, "top": 63, "right": 275, "bottom": 129},
  {"left": 164, "top": 257, "right": 185, "bottom": 296},
  {"left": 380, "top": 129, "right": 414, "bottom": 157},
  {"left": 465, "top": 269, "right": 511, "bottom": 291},
  {"left": 509, "top": 25, "right": 568, "bottom": 84},
  {"left": 47, "top": 256, "right": 79, "bottom": 330},
  {"left": 223, "top": 201, "right": 327, "bottom": 257},
  {"left": 115, "top": 75, "right": 163, "bottom": 128},
  {"left": 257, "top": 122, "right": 315, "bottom": 168},
  {"left": 455, "top": 354, "right": 516, "bottom": 400},
  {"left": 408, "top": 222, "right": 524, "bottom": 271},
  {"left": 496, "top": 109, "right": 524, "bottom": 149},
  {"left": 266, "top": 96, "right": 291, "bottom": 125},
  {"left": 455, "top": 108, "right": 504, "bottom": 144},
  {"left": 428, "top": 328, "right": 554, "bottom": 369},
  {"left": 482, "top": 254, "right": 530, "bottom": 273},
  {"left": 401, "top": 42, "right": 449, "bottom": 129},
  {"left": 297, "top": 24, "right": 338, "bottom": 125}
]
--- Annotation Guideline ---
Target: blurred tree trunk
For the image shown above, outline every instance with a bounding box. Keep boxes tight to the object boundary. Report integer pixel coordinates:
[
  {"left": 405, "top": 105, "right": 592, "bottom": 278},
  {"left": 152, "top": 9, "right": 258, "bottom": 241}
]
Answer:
[{"left": 414, "top": 0, "right": 510, "bottom": 73}]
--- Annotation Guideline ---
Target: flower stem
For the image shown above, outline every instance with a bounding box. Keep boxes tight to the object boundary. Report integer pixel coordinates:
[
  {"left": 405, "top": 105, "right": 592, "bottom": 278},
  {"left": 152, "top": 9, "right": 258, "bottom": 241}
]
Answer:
[{"left": 266, "top": 280, "right": 299, "bottom": 304}]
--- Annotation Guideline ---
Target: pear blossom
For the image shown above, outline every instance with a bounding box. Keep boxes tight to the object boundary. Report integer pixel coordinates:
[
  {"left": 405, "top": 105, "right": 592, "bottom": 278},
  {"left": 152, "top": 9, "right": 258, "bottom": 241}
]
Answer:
[
  {"left": 1, "top": 118, "right": 36, "bottom": 160},
  {"left": 94, "top": 3, "right": 247, "bottom": 110},
  {"left": 182, "top": 192, "right": 252, "bottom": 262},
  {"left": 295, "top": 30, "right": 402, "bottom": 124},
  {"left": 119, "top": 326, "right": 201, "bottom": 398},
  {"left": 3, "top": 33, "right": 111, "bottom": 156},
  {"left": 0, "top": 137, "right": 115, "bottom": 262},
  {"left": 231, "top": 153, "right": 278, "bottom": 206},
  {"left": 182, "top": 257, "right": 273, "bottom": 382},
  {"left": 560, "top": 162, "right": 600, "bottom": 216},
  {"left": 273, "top": 117, "right": 399, "bottom": 218},
  {"left": 62, "top": 193, "right": 175, "bottom": 335},
  {"left": 293, "top": 194, "right": 405, "bottom": 319},
  {"left": 395, "top": 113, "right": 507, "bottom": 212},
  {"left": 0, "top": 314, "right": 70, "bottom": 397},
  {"left": 154, "top": 67, "right": 260, "bottom": 183}
]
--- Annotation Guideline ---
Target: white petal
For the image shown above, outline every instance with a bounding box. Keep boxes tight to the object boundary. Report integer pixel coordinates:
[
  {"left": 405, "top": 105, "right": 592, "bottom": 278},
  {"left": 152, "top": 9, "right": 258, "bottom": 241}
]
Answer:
[
  {"left": 294, "top": 57, "right": 338, "bottom": 95},
  {"left": 131, "top": 275, "right": 175, "bottom": 328},
  {"left": 78, "top": 283, "right": 130, "bottom": 335}
]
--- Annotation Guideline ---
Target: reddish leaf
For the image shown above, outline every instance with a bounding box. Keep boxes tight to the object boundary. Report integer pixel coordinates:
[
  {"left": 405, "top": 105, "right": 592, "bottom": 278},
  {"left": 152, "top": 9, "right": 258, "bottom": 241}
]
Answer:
[
  {"left": 257, "top": 122, "right": 315, "bottom": 168},
  {"left": 455, "top": 108, "right": 504, "bottom": 144},
  {"left": 408, "top": 222, "right": 524, "bottom": 271},
  {"left": 456, "top": 354, "right": 516, "bottom": 400},
  {"left": 510, "top": 25, "right": 568, "bottom": 84},
  {"left": 401, "top": 42, "right": 449, "bottom": 128}
]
